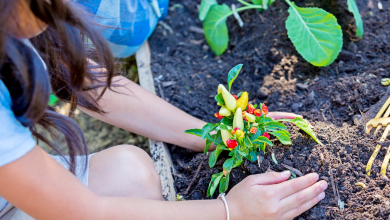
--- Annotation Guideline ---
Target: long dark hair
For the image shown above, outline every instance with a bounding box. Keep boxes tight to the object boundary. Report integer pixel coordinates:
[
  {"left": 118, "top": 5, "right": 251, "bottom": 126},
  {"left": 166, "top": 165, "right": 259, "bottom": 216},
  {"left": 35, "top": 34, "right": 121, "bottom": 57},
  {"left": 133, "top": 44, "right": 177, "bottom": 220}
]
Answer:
[{"left": 0, "top": 0, "right": 115, "bottom": 173}]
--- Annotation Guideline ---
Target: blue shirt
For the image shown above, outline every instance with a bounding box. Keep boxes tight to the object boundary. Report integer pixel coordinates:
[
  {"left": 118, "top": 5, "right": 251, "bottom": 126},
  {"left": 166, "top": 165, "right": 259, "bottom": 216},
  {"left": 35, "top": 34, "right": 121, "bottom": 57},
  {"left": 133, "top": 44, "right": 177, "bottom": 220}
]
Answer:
[
  {"left": 74, "top": 0, "right": 169, "bottom": 58},
  {"left": 0, "top": 79, "right": 36, "bottom": 211}
]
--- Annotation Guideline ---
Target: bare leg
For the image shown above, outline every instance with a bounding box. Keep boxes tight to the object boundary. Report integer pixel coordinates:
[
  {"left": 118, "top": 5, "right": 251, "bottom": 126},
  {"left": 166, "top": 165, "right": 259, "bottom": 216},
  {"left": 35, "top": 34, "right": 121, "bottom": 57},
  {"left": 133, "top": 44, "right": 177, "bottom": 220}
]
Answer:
[{"left": 88, "top": 145, "right": 162, "bottom": 200}]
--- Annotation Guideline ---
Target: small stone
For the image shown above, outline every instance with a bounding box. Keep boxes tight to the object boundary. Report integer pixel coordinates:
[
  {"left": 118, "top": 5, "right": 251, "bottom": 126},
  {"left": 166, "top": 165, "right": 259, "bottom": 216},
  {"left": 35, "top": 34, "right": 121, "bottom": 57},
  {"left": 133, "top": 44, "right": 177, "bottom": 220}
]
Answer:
[
  {"left": 382, "top": 175, "right": 389, "bottom": 182},
  {"left": 347, "top": 42, "right": 358, "bottom": 53},
  {"left": 296, "top": 83, "right": 309, "bottom": 90},
  {"left": 338, "top": 50, "right": 356, "bottom": 61},
  {"left": 202, "top": 44, "right": 209, "bottom": 51},
  {"left": 257, "top": 87, "right": 270, "bottom": 98},
  {"left": 292, "top": 103, "right": 300, "bottom": 113},
  {"left": 338, "top": 61, "right": 345, "bottom": 72},
  {"left": 308, "top": 91, "right": 315, "bottom": 100}
]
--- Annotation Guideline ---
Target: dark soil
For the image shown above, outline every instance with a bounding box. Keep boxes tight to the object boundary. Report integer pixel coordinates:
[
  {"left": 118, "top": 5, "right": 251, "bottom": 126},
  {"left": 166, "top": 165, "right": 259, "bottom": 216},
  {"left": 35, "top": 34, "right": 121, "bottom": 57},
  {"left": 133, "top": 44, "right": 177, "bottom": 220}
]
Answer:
[{"left": 148, "top": 0, "right": 390, "bottom": 218}]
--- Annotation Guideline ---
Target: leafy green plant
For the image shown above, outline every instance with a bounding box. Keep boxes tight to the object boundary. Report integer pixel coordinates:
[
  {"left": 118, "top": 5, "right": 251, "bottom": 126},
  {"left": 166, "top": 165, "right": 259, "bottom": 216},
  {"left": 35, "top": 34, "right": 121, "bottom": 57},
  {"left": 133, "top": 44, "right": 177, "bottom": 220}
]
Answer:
[
  {"left": 185, "top": 64, "right": 321, "bottom": 197},
  {"left": 199, "top": 0, "right": 364, "bottom": 67}
]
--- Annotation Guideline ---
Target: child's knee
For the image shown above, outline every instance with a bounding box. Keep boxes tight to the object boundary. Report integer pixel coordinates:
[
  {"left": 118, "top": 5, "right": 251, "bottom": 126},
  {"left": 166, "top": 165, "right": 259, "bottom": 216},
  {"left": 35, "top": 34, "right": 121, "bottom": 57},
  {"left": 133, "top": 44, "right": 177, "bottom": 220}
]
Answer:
[{"left": 88, "top": 145, "right": 162, "bottom": 200}]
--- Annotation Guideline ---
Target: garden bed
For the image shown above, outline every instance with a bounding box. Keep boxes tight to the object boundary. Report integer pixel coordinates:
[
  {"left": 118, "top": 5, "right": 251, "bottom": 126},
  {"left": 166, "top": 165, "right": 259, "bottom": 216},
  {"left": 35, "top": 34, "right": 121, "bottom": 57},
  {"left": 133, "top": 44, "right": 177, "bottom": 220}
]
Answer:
[{"left": 149, "top": 0, "right": 390, "bottom": 218}]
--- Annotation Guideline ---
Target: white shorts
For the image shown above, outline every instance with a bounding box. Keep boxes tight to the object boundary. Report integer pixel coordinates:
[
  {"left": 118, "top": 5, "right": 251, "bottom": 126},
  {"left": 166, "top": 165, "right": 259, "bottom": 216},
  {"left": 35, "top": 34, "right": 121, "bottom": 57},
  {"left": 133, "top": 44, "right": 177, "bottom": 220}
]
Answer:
[{"left": 0, "top": 154, "right": 94, "bottom": 220}]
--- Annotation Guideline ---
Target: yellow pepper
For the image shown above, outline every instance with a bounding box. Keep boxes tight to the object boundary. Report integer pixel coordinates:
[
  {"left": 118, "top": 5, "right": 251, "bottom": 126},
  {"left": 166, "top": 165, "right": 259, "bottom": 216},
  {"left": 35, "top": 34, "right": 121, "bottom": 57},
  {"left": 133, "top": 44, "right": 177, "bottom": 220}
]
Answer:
[
  {"left": 219, "top": 106, "right": 231, "bottom": 117},
  {"left": 236, "top": 92, "right": 248, "bottom": 111},
  {"left": 221, "top": 129, "right": 233, "bottom": 146},
  {"left": 219, "top": 84, "right": 237, "bottom": 111},
  {"left": 233, "top": 108, "right": 244, "bottom": 130},
  {"left": 235, "top": 129, "right": 245, "bottom": 140},
  {"left": 244, "top": 112, "right": 256, "bottom": 122},
  {"left": 218, "top": 84, "right": 224, "bottom": 94}
]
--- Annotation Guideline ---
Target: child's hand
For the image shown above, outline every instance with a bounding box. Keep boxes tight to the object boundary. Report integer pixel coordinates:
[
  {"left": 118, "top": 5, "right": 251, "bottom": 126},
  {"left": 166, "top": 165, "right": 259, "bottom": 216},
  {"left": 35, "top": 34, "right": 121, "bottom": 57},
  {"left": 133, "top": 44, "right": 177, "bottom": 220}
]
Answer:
[
  {"left": 267, "top": 112, "right": 303, "bottom": 120},
  {"left": 226, "top": 171, "right": 327, "bottom": 220}
]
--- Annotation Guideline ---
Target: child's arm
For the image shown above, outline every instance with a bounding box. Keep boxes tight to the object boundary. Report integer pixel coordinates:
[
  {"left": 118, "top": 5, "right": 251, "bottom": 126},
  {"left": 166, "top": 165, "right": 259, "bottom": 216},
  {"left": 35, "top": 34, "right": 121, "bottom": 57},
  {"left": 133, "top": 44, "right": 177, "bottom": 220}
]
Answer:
[
  {"left": 81, "top": 76, "right": 209, "bottom": 152},
  {"left": 0, "top": 146, "right": 326, "bottom": 220},
  {"left": 81, "top": 76, "right": 302, "bottom": 152}
]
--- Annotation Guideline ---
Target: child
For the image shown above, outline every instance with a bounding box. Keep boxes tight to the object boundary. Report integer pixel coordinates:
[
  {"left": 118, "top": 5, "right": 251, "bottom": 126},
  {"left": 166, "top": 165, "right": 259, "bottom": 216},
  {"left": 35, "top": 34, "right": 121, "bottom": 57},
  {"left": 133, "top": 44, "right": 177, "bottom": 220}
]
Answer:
[{"left": 0, "top": 0, "right": 327, "bottom": 219}]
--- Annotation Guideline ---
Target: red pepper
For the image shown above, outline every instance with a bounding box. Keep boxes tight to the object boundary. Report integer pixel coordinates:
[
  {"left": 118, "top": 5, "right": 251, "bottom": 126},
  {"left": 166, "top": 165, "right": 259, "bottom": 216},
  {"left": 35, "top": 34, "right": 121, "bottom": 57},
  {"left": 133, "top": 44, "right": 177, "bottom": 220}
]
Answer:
[
  {"left": 214, "top": 113, "right": 224, "bottom": 120},
  {"left": 247, "top": 104, "right": 255, "bottom": 114},
  {"left": 250, "top": 127, "right": 257, "bottom": 134},
  {"left": 226, "top": 139, "right": 238, "bottom": 149},
  {"left": 262, "top": 104, "right": 269, "bottom": 115},
  {"left": 254, "top": 109, "right": 261, "bottom": 117},
  {"left": 233, "top": 95, "right": 237, "bottom": 100},
  {"left": 262, "top": 132, "right": 270, "bottom": 139}
]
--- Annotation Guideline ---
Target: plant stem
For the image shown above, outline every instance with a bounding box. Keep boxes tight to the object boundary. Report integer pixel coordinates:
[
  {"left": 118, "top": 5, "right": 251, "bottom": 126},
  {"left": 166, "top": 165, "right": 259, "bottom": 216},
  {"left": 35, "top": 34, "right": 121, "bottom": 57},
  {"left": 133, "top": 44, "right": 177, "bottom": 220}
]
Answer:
[
  {"left": 284, "top": 0, "right": 294, "bottom": 7},
  {"left": 229, "top": 5, "right": 263, "bottom": 17},
  {"left": 237, "top": 0, "right": 252, "bottom": 6}
]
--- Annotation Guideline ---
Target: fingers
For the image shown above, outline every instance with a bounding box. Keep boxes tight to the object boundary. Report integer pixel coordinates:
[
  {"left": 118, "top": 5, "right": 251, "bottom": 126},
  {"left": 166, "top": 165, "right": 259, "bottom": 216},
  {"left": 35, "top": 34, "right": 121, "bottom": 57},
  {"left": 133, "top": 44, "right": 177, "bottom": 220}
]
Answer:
[
  {"left": 247, "top": 171, "right": 291, "bottom": 186},
  {"left": 275, "top": 173, "right": 319, "bottom": 198},
  {"left": 267, "top": 112, "right": 303, "bottom": 120},
  {"left": 279, "top": 180, "right": 328, "bottom": 212},
  {"left": 281, "top": 192, "right": 325, "bottom": 219}
]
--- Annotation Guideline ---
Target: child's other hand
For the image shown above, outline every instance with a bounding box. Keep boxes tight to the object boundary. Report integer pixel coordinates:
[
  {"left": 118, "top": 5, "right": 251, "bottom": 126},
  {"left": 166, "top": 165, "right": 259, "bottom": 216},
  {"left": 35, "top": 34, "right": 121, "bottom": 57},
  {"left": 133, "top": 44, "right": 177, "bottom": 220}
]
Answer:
[
  {"left": 226, "top": 171, "right": 327, "bottom": 220},
  {"left": 268, "top": 112, "right": 303, "bottom": 120}
]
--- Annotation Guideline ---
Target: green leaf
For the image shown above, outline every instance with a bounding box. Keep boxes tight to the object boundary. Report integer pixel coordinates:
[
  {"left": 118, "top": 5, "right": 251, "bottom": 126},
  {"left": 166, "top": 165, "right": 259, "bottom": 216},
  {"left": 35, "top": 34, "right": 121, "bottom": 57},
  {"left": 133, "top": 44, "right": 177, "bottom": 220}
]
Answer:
[
  {"left": 285, "top": 1, "right": 343, "bottom": 67},
  {"left": 205, "top": 139, "right": 213, "bottom": 154},
  {"left": 221, "top": 117, "right": 233, "bottom": 125},
  {"left": 219, "top": 172, "right": 230, "bottom": 194},
  {"left": 253, "top": 136, "right": 274, "bottom": 146},
  {"left": 48, "top": 94, "right": 59, "bottom": 106},
  {"left": 347, "top": 0, "right": 363, "bottom": 38},
  {"left": 244, "top": 137, "right": 253, "bottom": 148},
  {"left": 185, "top": 128, "right": 203, "bottom": 137},
  {"left": 270, "top": 130, "right": 292, "bottom": 145},
  {"left": 203, "top": 4, "right": 232, "bottom": 55},
  {"left": 234, "top": 147, "right": 243, "bottom": 161},
  {"left": 199, "top": 0, "right": 218, "bottom": 21},
  {"left": 223, "top": 157, "right": 235, "bottom": 171},
  {"left": 250, "top": 130, "right": 262, "bottom": 141},
  {"left": 211, "top": 131, "right": 223, "bottom": 145},
  {"left": 233, "top": 158, "right": 243, "bottom": 167},
  {"left": 202, "top": 123, "right": 219, "bottom": 139},
  {"left": 227, "top": 64, "right": 243, "bottom": 92},
  {"left": 277, "top": 118, "right": 322, "bottom": 144},
  {"left": 266, "top": 122, "right": 287, "bottom": 130},
  {"left": 258, "top": 117, "right": 273, "bottom": 123},
  {"left": 259, "top": 142, "right": 266, "bottom": 152},
  {"left": 247, "top": 151, "right": 258, "bottom": 162},
  {"left": 238, "top": 149, "right": 249, "bottom": 157},
  {"left": 207, "top": 172, "right": 223, "bottom": 197},
  {"left": 209, "top": 145, "right": 224, "bottom": 167},
  {"left": 236, "top": 91, "right": 243, "bottom": 98},
  {"left": 219, "top": 124, "right": 229, "bottom": 130},
  {"left": 215, "top": 93, "right": 225, "bottom": 106}
]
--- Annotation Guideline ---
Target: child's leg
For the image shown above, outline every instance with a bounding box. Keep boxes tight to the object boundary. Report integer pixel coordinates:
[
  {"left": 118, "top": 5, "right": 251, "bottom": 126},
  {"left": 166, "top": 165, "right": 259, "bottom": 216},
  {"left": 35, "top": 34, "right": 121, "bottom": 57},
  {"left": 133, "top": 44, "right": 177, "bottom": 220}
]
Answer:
[{"left": 87, "top": 145, "right": 163, "bottom": 200}]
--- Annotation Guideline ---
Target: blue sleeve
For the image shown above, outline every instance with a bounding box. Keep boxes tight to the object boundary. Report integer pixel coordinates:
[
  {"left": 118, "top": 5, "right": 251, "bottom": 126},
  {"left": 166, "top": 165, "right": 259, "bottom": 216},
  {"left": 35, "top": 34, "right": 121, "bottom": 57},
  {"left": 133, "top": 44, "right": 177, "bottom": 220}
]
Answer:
[
  {"left": 74, "top": 0, "right": 169, "bottom": 58},
  {"left": 0, "top": 80, "right": 36, "bottom": 167}
]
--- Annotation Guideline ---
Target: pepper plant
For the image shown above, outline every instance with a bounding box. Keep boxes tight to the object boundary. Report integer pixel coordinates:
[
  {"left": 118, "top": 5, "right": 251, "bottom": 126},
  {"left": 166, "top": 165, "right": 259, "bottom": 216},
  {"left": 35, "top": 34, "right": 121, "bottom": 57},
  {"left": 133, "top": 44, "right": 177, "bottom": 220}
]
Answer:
[
  {"left": 199, "top": 0, "right": 363, "bottom": 67},
  {"left": 185, "top": 64, "right": 321, "bottom": 197}
]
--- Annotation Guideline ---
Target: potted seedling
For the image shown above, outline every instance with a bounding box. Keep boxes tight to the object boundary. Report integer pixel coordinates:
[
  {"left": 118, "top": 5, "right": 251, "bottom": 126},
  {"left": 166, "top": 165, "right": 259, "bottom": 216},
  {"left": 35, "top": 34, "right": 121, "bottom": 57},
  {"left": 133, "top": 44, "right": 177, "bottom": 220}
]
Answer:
[{"left": 185, "top": 64, "right": 321, "bottom": 197}]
